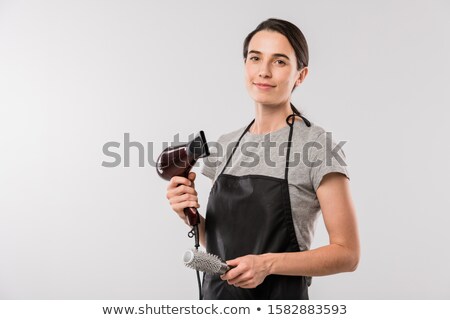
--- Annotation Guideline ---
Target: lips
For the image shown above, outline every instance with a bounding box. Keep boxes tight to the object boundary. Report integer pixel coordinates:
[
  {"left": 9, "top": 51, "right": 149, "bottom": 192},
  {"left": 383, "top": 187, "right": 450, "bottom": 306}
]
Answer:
[{"left": 254, "top": 82, "right": 276, "bottom": 89}]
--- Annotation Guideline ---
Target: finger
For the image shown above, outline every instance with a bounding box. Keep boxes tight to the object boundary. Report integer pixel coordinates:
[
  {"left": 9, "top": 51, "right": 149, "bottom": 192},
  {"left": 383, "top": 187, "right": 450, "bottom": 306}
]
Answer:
[
  {"left": 228, "top": 272, "right": 254, "bottom": 286},
  {"left": 169, "top": 193, "right": 199, "bottom": 206},
  {"left": 234, "top": 280, "right": 253, "bottom": 289},
  {"left": 226, "top": 273, "right": 250, "bottom": 286},
  {"left": 188, "top": 172, "right": 197, "bottom": 189},
  {"left": 167, "top": 184, "right": 198, "bottom": 199},
  {"left": 167, "top": 176, "right": 192, "bottom": 190},
  {"left": 171, "top": 200, "right": 200, "bottom": 213},
  {"left": 175, "top": 184, "right": 198, "bottom": 196},
  {"left": 221, "top": 265, "right": 243, "bottom": 281}
]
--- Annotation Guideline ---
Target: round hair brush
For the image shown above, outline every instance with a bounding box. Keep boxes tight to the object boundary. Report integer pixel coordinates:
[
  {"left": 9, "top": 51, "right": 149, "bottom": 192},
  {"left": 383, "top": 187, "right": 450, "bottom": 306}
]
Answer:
[{"left": 183, "top": 249, "right": 231, "bottom": 275}]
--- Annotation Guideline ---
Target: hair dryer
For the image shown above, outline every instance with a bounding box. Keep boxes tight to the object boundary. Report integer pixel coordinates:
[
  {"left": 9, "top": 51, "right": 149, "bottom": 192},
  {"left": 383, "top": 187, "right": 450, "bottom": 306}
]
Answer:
[{"left": 156, "top": 131, "right": 210, "bottom": 226}]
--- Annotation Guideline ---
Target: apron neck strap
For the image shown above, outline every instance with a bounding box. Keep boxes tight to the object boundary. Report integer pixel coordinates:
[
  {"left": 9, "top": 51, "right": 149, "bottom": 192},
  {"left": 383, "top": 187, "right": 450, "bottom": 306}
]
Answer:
[
  {"left": 219, "top": 113, "right": 302, "bottom": 181},
  {"left": 285, "top": 114, "right": 296, "bottom": 180},
  {"left": 219, "top": 119, "right": 254, "bottom": 176}
]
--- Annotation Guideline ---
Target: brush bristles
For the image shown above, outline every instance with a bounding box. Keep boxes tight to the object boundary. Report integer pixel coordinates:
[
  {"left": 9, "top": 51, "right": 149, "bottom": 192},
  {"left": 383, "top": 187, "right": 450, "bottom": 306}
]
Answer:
[{"left": 183, "top": 249, "right": 229, "bottom": 275}]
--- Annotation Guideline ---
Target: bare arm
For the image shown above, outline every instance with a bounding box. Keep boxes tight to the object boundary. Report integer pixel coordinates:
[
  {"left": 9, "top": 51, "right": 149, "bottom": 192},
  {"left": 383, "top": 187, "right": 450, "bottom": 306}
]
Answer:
[
  {"left": 222, "top": 172, "right": 360, "bottom": 287},
  {"left": 265, "top": 172, "right": 360, "bottom": 276}
]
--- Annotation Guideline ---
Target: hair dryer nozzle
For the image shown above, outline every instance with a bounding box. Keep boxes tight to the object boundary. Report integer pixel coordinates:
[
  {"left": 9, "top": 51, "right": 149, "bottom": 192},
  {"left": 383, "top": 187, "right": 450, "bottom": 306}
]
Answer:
[{"left": 187, "top": 131, "right": 210, "bottom": 160}]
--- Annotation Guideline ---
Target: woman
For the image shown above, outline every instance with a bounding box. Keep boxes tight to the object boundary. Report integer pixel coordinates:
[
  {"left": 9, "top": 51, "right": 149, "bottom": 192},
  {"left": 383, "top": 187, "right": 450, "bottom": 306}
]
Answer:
[{"left": 166, "top": 18, "right": 360, "bottom": 299}]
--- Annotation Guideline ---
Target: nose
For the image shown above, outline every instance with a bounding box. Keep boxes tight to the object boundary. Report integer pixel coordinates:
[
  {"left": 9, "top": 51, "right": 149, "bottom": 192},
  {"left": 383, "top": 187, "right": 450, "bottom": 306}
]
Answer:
[{"left": 258, "top": 61, "right": 272, "bottom": 78}]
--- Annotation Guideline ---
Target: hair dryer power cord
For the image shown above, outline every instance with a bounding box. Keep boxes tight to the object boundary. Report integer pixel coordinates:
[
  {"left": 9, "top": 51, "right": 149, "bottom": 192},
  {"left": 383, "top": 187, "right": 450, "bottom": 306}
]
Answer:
[{"left": 188, "top": 224, "right": 203, "bottom": 300}]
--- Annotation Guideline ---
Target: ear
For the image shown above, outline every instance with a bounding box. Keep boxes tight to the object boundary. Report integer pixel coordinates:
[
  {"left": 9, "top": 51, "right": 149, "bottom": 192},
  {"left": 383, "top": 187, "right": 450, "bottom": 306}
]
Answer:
[{"left": 295, "top": 67, "right": 309, "bottom": 86}]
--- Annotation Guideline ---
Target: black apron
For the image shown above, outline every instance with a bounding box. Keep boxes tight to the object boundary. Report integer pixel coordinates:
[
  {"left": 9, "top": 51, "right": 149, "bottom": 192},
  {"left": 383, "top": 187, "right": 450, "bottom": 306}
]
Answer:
[{"left": 202, "top": 114, "right": 310, "bottom": 300}]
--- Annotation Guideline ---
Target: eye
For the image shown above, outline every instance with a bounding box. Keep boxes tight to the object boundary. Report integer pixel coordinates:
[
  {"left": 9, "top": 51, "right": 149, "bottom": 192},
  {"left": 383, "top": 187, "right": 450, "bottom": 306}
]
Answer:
[
  {"left": 274, "top": 59, "right": 286, "bottom": 65},
  {"left": 249, "top": 56, "right": 259, "bottom": 61}
]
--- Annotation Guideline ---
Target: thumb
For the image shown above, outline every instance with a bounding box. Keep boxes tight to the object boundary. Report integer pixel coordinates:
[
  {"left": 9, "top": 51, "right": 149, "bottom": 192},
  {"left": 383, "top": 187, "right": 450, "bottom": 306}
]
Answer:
[{"left": 188, "top": 171, "right": 196, "bottom": 182}]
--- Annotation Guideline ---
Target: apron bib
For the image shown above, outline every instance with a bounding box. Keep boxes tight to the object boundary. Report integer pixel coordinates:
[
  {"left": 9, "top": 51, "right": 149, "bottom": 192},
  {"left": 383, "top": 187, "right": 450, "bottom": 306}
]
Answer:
[{"left": 202, "top": 114, "right": 310, "bottom": 300}]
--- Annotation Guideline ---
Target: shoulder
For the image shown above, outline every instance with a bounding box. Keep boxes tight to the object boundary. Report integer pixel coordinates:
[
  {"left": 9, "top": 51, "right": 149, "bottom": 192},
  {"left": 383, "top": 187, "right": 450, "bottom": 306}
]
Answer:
[
  {"left": 216, "top": 125, "right": 248, "bottom": 146},
  {"left": 199, "top": 124, "right": 247, "bottom": 181},
  {"left": 292, "top": 118, "right": 347, "bottom": 159},
  {"left": 293, "top": 118, "right": 328, "bottom": 143}
]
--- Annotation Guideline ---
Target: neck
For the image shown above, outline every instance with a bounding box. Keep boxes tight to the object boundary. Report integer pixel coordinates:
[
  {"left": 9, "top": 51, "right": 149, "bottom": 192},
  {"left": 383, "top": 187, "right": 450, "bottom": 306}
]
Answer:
[{"left": 250, "top": 102, "right": 295, "bottom": 134}]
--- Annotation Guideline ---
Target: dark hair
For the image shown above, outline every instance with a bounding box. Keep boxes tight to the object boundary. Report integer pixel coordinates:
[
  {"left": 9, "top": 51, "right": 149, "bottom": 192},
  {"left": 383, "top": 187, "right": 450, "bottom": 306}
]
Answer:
[{"left": 243, "top": 18, "right": 309, "bottom": 118}]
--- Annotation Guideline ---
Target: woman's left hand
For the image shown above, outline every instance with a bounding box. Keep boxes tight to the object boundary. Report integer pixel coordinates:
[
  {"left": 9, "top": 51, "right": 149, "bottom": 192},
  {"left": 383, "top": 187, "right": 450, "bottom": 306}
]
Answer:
[{"left": 220, "top": 254, "right": 271, "bottom": 289}]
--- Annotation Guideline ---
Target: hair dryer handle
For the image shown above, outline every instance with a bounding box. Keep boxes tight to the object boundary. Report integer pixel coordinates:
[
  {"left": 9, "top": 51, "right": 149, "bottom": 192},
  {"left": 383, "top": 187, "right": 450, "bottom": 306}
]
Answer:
[{"left": 184, "top": 207, "right": 200, "bottom": 226}]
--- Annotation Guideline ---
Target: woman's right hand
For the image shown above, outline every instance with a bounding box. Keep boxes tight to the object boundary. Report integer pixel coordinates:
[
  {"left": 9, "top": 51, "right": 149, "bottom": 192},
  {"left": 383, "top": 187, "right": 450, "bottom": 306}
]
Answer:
[{"left": 166, "top": 172, "right": 199, "bottom": 224}]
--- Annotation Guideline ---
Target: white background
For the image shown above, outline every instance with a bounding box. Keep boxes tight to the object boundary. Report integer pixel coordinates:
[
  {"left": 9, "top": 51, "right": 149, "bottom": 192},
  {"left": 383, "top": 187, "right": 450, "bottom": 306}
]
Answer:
[{"left": 1, "top": 0, "right": 449, "bottom": 299}]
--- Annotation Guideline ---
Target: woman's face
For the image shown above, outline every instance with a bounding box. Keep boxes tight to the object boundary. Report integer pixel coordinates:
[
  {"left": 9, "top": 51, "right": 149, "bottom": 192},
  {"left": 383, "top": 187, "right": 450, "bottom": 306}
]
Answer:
[{"left": 244, "top": 30, "right": 307, "bottom": 107}]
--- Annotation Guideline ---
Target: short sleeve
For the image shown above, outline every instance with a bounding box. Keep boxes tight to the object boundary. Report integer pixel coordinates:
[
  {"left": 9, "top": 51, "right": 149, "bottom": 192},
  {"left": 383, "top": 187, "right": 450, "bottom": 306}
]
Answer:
[
  {"left": 200, "top": 157, "right": 216, "bottom": 180},
  {"left": 200, "top": 137, "right": 223, "bottom": 181},
  {"left": 309, "top": 132, "right": 350, "bottom": 192}
]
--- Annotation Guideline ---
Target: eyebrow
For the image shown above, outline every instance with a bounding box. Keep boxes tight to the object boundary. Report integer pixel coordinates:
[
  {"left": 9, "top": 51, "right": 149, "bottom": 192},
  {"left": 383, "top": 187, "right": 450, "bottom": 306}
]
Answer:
[{"left": 248, "top": 50, "right": 290, "bottom": 60}]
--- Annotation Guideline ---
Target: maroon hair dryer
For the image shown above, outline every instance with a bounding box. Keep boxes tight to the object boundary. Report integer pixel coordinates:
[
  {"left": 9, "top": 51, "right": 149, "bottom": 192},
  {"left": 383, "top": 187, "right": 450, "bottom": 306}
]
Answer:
[{"left": 156, "top": 131, "right": 210, "bottom": 226}]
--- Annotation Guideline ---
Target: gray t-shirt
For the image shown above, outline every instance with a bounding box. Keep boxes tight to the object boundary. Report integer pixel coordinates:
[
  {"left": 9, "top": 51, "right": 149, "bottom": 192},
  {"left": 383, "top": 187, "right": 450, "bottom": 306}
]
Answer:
[{"left": 200, "top": 118, "right": 350, "bottom": 253}]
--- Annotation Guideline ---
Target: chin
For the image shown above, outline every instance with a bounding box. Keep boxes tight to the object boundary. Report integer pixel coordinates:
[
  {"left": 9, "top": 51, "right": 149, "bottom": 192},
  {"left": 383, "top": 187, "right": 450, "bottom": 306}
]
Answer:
[
  {"left": 255, "top": 101, "right": 281, "bottom": 107},
  {"left": 251, "top": 96, "right": 279, "bottom": 106},
  {"left": 249, "top": 93, "right": 274, "bottom": 104}
]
